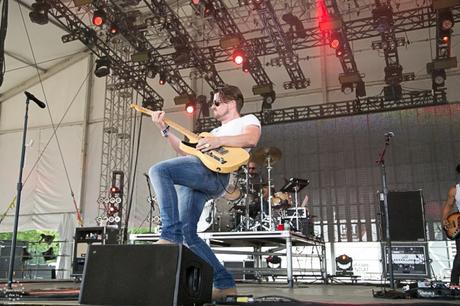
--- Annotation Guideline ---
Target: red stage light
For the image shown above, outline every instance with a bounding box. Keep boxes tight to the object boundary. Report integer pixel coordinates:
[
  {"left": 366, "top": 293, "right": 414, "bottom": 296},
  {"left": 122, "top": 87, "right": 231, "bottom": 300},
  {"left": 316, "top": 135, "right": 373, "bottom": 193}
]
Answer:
[
  {"left": 242, "top": 59, "right": 250, "bottom": 73},
  {"left": 92, "top": 10, "right": 105, "bottom": 27},
  {"left": 329, "top": 33, "right": 341, "bottom": 49},
  {"left": 232, "top": 49, "right": 245, "bottom": 65},
  {"left": 110, "top": 186, "right": 119, "bottom": 194}
]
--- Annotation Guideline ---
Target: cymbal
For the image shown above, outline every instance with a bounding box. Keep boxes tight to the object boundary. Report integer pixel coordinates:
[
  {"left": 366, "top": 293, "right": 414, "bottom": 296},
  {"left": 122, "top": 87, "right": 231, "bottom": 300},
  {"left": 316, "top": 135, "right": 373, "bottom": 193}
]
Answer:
[{"left": 250, "top": 147, "right": 282, "bottom": 165}]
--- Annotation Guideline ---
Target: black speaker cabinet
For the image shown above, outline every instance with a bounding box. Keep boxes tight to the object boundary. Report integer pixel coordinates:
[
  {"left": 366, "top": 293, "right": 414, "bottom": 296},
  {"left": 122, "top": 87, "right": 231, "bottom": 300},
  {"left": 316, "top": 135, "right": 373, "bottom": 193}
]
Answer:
[
  {"left": 381, "top": 190, "right": 426, "bottom": 242},
  {"left": 79, "top": 244, "right": 213, "bottom": 306}
]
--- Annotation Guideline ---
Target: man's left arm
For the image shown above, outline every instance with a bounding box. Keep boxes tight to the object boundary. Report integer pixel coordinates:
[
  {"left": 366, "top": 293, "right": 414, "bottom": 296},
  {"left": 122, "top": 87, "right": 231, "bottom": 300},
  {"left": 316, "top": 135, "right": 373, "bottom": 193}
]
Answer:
[{"left": 197, "top": 125, "right": 261, "bottom": 151}]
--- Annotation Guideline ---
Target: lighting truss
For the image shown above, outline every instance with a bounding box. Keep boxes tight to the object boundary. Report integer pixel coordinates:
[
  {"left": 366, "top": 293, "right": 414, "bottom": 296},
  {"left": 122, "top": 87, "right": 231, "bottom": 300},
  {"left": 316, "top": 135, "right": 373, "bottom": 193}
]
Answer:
[
  {"left": 323, "top": 0, "right": 364, "bottom": 95},
  {"left": 201, "top": 0, "right": 272, "bottom": 87},
  {"left": 96, "top": 0, "right": 195, "bottom": 97},
  {"left": 372, "top": 1, "right": 411, "bottom": 87},
  {"left": 195, "top": 90, "right": 447, "bottom": 132},
  {"left": 142, "top": 0, "right": 224, "bottom": 90},
  {"left": 253, "top": 0, "right": 310, "bottom": 89},
  {"left": 198, "top": 5, "right": 460, "bottom": 64},
  {"left": 45, "top": 0, "right": 164, "bottom": 110}
]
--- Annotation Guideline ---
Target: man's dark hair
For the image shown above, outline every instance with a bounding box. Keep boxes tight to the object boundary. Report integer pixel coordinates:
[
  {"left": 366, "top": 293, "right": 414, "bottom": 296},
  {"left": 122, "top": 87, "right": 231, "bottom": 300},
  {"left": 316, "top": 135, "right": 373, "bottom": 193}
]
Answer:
[
  {"left": 214, "top": 84, "right": 244, "bottom": 113},
  {"left": 457, "top": 164, "right": 460, "bottom": 174}
]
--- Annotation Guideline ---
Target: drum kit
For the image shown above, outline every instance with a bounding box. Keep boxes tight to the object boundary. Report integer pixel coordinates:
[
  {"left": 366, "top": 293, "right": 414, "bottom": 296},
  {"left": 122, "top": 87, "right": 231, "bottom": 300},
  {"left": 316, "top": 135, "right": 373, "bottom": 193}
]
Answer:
[{"left": 197, "top": 146, "right": 312, "bottom": 234}]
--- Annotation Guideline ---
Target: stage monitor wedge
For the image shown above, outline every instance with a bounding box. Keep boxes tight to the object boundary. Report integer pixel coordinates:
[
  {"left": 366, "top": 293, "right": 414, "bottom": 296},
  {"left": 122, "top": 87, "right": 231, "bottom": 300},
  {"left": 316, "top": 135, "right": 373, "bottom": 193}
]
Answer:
[{"left": 79, "top": 244, "right": 213, "bottom": 306}]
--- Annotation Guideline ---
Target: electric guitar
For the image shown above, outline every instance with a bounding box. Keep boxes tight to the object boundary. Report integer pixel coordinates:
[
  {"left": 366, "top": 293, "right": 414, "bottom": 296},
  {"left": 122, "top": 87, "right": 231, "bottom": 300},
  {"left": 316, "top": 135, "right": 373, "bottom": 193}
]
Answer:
[
  {"left": 130, "top": 104, "right": 250, "bottom": 174},
  {"left": 444, "top": 212, "right": 460, "bottom": 240}
]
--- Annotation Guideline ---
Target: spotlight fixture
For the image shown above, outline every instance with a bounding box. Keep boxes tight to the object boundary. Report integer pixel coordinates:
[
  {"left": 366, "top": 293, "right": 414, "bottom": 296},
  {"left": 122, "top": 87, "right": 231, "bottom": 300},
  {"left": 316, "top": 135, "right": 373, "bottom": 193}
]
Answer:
[
  {"left": 94, "top": 57, "right": 110, "bottom": 78},
  {"left": 242, "top": 59, "right": 250, "bottom": 73},
  {"left": 108, "top": 24, "right": 119, "bottom": 35},
  {"left": 29, "top": 0, "right": 50, "bottom": 25},
  {"left": 341, "top": 83, "right": 353, "bottom": 95},
  {"left": 439, "top": 9, "right": 454, "bottom": 31},
  {"left": 335, "top": 254, "right": 353, "bottom": 276},
  {"left": 92, "top": 9, "right": 106, "bottom": 27},
  {"left": 146, "top": 64, "right": 157, "bottom": 79},
  {"left": 110, "top": 186, "right": 120, "bottom": 195},
  {"left": 232, "top": 49, "right": 245, "bottom": 65},
  {"left": 159, "top": 71, "right": 167, "bottom": 85},
  {"left": 432, "top": 69, "right": 446, "bottom": 88},
  {"left": 266, "top": 255, "right": 282, "bottom": 268},
  {"left": 329, "top": 32, "right": 341, "bottom": 49},
  {"left": 261, "top": 90, "right": 276, "bottom": 110},
  {"left": 439, "top": 29, "right": 451, "bottom": 44},
  {"left": 108, "top": 204, "right": 119, "bottom": 215},
  {"left": 185, "top": 100, "right": 197, "bottom": 114}
]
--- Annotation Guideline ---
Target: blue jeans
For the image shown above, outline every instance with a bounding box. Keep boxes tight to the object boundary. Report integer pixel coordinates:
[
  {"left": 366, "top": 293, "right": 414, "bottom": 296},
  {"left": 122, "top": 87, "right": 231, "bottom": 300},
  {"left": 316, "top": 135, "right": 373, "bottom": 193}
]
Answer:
[{"left": 149, "top": 155, "right": 235, "bottom": 289}]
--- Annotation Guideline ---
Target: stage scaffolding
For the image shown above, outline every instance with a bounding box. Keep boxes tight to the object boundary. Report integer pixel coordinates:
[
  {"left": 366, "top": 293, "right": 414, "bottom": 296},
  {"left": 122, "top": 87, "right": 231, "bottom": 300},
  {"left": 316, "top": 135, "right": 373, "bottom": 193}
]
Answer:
[{"left": 130, "top": 231, "right": 327, "bottom": 288}]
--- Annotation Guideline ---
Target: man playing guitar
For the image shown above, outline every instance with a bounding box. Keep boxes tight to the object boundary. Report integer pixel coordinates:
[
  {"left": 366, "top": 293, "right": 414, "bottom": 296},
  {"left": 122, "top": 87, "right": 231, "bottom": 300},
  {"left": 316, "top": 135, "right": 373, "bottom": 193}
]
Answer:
[
  {"left": 442, "top": 164, "right": 460, "bottom": 287},
  {"left": 148, "top": 85, "right": 261, "bottom": 300}
]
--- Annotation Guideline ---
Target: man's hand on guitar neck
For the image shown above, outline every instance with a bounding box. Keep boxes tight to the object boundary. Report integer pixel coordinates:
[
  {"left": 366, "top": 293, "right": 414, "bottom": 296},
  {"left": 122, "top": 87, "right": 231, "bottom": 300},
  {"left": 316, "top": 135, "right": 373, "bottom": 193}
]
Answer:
[{"left": 150, "top": 111, "right": 168, "bottom": 130}]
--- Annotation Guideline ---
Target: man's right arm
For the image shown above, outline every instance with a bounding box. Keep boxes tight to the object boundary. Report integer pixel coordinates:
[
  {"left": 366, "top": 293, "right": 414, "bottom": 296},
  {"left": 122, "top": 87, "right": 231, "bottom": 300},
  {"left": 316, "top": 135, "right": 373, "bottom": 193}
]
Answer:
[
  {"left": 150, "top": 111, "right": 185, "bottom": 155},
  {"left": 442, "top": 186, "right": 456, "bottom": 226}
]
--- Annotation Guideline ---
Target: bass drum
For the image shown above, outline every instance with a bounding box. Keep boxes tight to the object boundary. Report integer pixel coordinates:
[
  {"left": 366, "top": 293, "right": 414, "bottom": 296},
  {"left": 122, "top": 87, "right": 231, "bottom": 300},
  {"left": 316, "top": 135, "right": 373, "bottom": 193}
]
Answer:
[{"left": 197, "top": 198, "right": 236, "bottom": 232}]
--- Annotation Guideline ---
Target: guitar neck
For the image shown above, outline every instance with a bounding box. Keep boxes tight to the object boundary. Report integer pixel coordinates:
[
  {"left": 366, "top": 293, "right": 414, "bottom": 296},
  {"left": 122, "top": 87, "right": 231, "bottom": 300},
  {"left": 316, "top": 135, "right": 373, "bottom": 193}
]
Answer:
[{"left": 131, "top": 104, "right": 199, "bottom": 141}]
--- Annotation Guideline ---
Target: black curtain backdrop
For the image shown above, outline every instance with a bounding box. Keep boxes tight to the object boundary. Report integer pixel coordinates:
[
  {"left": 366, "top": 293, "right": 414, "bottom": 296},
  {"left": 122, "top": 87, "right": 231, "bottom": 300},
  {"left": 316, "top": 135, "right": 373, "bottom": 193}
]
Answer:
[{"left": 258, "top": 103, "right": 460, "bottom": 242}]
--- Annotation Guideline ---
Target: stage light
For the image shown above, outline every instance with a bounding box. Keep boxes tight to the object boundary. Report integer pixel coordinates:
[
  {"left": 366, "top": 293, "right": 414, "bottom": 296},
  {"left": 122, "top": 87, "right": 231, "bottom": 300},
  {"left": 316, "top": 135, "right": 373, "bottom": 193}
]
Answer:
[
  {"left": 185, "top": 100, "right": 197, "bottom": 114},
  {"left": 329, "top": 32, "right": 341, "bottom": 49},
  {"left": 335, "top": 48, "right": 343, "bottom": 57},
  {"left": 109, "top": 24, "right": 119, "bottom": 35},
  {"left": 232, "top": 49, "right": 245, "bottom": 65},
  {"left": 383, "top": 84, "right": 402, "bottom": 101},
  {"left": 261, "top": 91, "right": 276, "bottom": 111},
  {"left": 266, "top": 255, "right": 281, "bottom": 268},
  {"left": 439, "top": 9, "right": 454, "bottom": 31},
  {"left": 92, "top": 10, "right": 106, "bottom": 27},
  {"left": 159, "top": 71, "right": 167, "bottom": 85},
  {"left": 341, "top": 83, "right": 353, "bottom": 95},
  {"left": 110, "top": 186, "right": 120, "bottom": 194},
  {"left": 29, "top": 0, "right": 50, "bottom": 25},
  {"left": 94, "top": 57, "right": 110, "bottom": 78},
  {"left": 432, "top": 69, "right": 446, "bottom": 88},
  {"left": 242, "top": 59, "right": 250, "bottom": 73},
  {"left": 335, "top": 254, "right": 353, "bottom": 276},
  {"left": 146, "top": 64, "right": 157, "bottom": 79},
  {"left": 439, "top": 29, "right": 451, "bottom": 44},
  {"left": 108, "top": 204, "right": 119, "bottom": 215},
  {"left": 355, "top": 80, "right": 366, "bottom": 98}
]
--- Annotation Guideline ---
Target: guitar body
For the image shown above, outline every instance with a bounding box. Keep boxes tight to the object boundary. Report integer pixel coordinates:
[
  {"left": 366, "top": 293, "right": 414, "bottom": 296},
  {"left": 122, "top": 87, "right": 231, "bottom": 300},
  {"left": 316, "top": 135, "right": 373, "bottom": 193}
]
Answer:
[
  {"left": 179, "top": 132, "right": 250, "bottom": 174},
  {"left": 129, "top": 104, "right": 249, "bottom": 174},
  {"left": 444, "top": 212, "right": 460, "bottom": 240}
]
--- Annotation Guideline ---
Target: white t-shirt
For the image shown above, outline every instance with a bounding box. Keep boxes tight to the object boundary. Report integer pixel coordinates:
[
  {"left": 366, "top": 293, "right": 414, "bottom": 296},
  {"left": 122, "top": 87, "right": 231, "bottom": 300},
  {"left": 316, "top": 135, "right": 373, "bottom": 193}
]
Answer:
[{"left": 210, "top": 114, "right": 261, "bottom": 141}]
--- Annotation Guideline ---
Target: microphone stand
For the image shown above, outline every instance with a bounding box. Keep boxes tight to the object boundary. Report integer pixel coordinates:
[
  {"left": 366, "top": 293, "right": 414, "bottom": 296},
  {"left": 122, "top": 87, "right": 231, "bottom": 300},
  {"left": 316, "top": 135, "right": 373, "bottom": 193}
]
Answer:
[
  {"left": 7, "top": 96, "right": 33, "bottom": 289},
  {"left": 376, "top": 133, "right": 396, "bottom": 293},
  {"left": 143, "top": 174, "right": 155, "bottom": 233}
]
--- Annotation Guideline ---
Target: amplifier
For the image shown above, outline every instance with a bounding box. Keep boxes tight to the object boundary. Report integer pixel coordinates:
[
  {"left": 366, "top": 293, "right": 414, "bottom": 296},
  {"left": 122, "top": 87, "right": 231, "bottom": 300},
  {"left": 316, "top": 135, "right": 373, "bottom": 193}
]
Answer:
[{"left": 384, "top": 243, "right": 430, "bottom": 279}]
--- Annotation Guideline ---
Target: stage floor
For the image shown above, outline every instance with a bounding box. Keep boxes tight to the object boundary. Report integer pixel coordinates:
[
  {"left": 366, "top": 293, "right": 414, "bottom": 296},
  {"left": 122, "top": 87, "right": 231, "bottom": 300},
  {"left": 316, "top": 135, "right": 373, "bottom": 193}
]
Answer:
[{"left": 0, "top": 281, "right": 460, "bottom": 305}]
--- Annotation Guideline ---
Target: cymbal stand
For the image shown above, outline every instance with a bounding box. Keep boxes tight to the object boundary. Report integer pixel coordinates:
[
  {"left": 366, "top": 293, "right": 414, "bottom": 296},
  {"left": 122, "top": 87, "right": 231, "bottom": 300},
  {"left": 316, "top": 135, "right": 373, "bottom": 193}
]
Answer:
[
  {"left": 293, "top": 186, "right": 300, "bottom": 231},
  {"left": 235, "top": 166, "right": 253, "bottom": 231},
  {"left": 262, "top": 155, "right": 274, "bottom": 231}
]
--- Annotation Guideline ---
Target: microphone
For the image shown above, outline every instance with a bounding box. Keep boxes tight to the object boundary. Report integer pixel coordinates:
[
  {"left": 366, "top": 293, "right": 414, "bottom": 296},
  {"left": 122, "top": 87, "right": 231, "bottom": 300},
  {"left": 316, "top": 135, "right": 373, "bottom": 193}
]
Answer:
[
  {"left": 24, "top": 91, "right": 46, "bottom": 108},
  {"left": 384, "top": 131, "right": 394, "bottom": 137}
]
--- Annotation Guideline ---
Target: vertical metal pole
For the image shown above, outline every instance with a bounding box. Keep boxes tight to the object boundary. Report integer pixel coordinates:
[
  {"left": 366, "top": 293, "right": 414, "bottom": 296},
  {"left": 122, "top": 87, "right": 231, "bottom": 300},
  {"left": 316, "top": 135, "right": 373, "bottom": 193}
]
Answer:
[{"left": 8, "top": 99, "right": 30, "bottom": 288}]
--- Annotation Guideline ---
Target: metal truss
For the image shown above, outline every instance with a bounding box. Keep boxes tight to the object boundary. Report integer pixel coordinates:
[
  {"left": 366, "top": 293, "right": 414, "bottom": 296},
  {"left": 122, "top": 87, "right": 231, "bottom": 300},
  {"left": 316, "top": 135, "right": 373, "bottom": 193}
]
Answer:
[
  {"left": 98, "top": 73, "right": 135, "bottom": 224},
  {"left": 253, "top": 0, "right": 309, "bottom": 89},
  {"left": 46, "top": 0, "right": 164, "bottom": 110},
  {"left": 142, "top": 0, "right": 224, "bottom": 90},
  {"left": 196, "top": 5, "right": 460, "bottom": 64},
  {"left": 372, "top": 1, "right": 407, "bottom": 86},
  {"left": 203, "top": 0, "right": 272, "bottom": 86},
  {"left": 94, "top": 0, "right": 195, "bottom": 96},
  {"left": 195, "top": 90, "right": 447, "bottom": 132}
]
